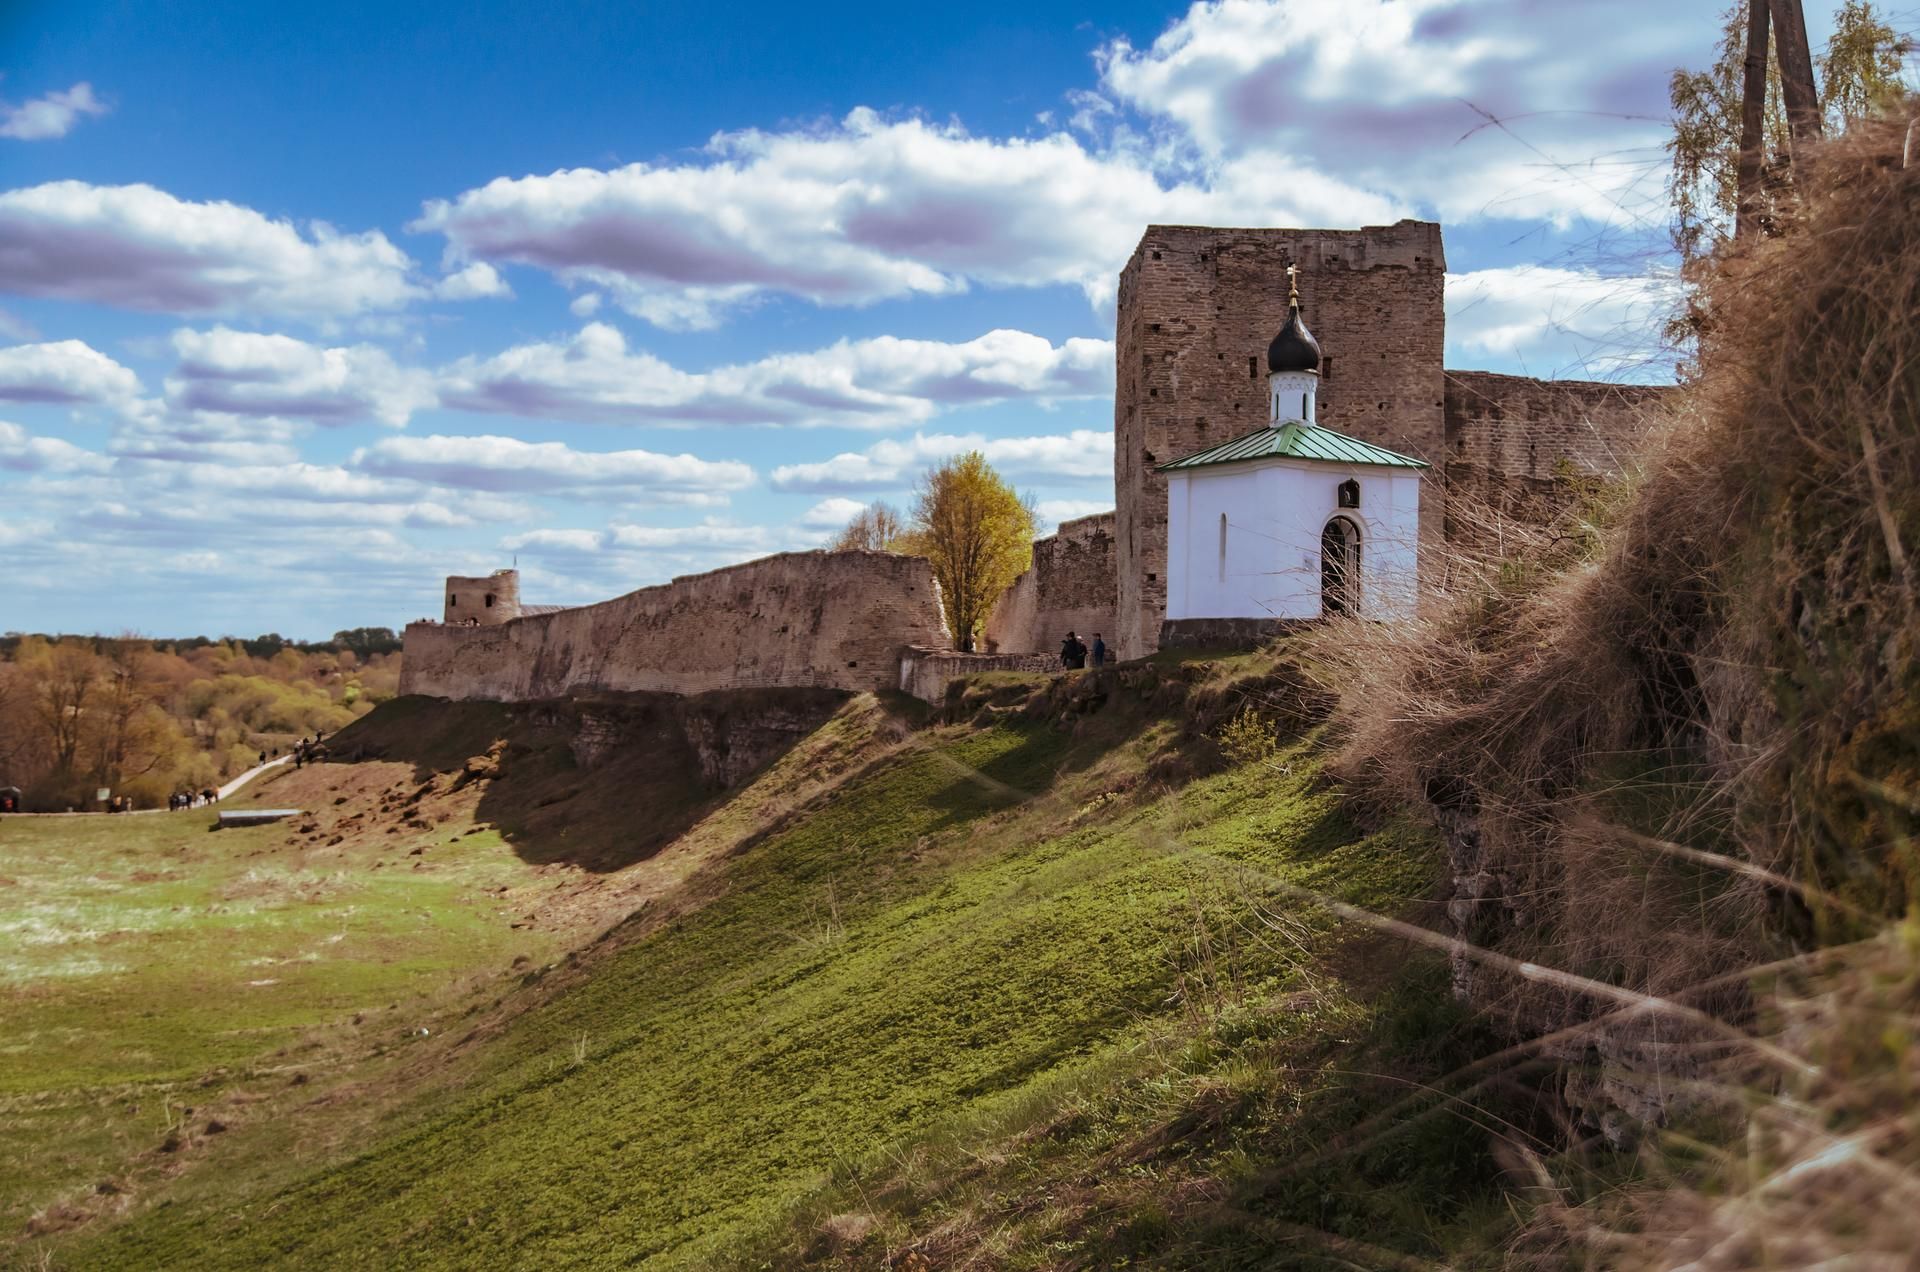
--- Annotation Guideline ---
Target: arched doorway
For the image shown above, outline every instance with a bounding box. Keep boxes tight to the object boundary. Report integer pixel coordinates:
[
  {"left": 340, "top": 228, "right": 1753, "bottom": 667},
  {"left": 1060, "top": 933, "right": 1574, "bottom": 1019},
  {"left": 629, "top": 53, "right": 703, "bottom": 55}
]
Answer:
[{"left": 1321, "top": 517, "right": 1361, "bottom": 616}]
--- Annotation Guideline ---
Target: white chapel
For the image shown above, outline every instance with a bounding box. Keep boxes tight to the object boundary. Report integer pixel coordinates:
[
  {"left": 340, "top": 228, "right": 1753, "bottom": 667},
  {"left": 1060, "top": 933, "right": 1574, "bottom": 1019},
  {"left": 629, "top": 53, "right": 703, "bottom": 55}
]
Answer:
[{"left": 1160, "top": 267, "right": 1426, "bottom": 627}]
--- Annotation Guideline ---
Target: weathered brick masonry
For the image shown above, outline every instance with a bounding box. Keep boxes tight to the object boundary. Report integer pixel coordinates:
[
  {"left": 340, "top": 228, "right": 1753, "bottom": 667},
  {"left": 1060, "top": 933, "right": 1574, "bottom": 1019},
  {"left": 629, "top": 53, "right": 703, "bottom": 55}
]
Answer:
[
  {"left": 1114, "top": 221, "right": 1449, "bottom": 658},
  {"left": 401, "top": 550, "right": 948, "bottom": 701},
  {"left": 405, "top": 223, "right": 1676, "bottom": 706},
  {"left": 981, "top": 511, "right": 1118, "bottom": 655},
  {"left": 1444, "top": 370, "right": 1676, "bottom": 519}
]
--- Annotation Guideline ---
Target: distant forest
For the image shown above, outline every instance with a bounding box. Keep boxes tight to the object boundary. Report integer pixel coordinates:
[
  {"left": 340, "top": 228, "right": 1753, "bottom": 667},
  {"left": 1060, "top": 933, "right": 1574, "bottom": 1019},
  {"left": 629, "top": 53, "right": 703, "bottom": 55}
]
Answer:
[
  {"left": 0, "top": 626, "right": 404, "bottom": 661},
  {"left": 0, "top": 629, "right": 405, "bottom": 811}
]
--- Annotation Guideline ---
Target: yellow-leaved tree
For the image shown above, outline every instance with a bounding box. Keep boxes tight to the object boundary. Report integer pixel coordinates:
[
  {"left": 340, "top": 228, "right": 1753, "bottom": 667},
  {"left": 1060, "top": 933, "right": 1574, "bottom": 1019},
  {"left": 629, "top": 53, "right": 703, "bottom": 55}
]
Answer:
[{"left": 902, "top": 452, "right": 1035, "bottom": 651}]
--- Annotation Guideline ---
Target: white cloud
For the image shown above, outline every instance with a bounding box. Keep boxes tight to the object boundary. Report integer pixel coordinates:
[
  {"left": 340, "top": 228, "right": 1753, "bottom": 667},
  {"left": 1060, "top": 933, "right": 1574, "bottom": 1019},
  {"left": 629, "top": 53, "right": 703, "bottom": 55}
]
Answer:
[
  {"left": 569, "top": 292, "right": 603, "bottom": 317},
  {"left": 0, "top": 339, "right": 145, "bottom": 408},
  {"left": 1035, "top": 499, "right": 1113, "bottom": 531},
  {"left": 105, "top": 409, "right": 302, "bottom": 466},
  {"left": 165, "top": 327, "right": 437, "bottom": 427},
  {"left": 414, "top": 107, "right": 1402, "bottom": 327},
  {"left": 501, "top": 518, "right": 779, "bottom": 565},
  {"left": 0, "top": 82, "right": 109, "bottom": 141},
  {"left": 1097, "top": 0, "right": 1704, "bottom": 229},
  {"left": 438, "top": 322, "right": 1111, "bottom": 428},
  {"left": 148, "top": 460, "right": 420, "bottom": 503},
  {"left": 0, "top": 181, "right": 423, "bottom": 317},
  {"left": 1446, "top": 265, "right": 1679, "bottom": 377},
  {"left": 349, "top": 434, "right": 754, "bottom": 500},
  {"left": 0, "top": 420, "right": 112, "bottom": 473},
  {"left": 499, "top": 527, "right": 606, "bottom": 555},
  {"left": 434, "top": 261, "right": 512, "bottom": 300},
  {"left": 800, "top": 496, "right": 868, "bottom": 530},
  {"left": 0, "top": 516, "right": 56, "bottom": 548},
  {"left": 770, "top": 429, "right": 1113, "bottom": 494}
]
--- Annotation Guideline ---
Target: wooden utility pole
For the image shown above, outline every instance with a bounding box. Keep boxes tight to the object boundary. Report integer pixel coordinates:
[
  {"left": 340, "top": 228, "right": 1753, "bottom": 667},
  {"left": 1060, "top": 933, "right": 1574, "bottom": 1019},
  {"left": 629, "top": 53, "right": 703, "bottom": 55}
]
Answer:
[
  {"left": 1770, "top": 0, "right": 1825, "bottom": 152},
  {"left": 1736, "top": 0, "right": 1772, "bottom": 239}
]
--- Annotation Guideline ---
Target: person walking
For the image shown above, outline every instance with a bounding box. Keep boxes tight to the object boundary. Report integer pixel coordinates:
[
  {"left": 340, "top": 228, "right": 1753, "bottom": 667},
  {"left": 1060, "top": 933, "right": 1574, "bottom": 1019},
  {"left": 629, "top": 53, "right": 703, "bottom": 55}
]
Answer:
[{"left": 1091, "top": 633, "right": 1106, "bottom": 668}]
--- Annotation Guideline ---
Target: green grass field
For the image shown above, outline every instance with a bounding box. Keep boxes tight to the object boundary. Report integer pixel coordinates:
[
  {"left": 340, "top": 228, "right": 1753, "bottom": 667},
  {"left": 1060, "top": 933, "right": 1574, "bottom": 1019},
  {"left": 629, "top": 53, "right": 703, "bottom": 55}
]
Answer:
[
  {"left": 0, "top": 764, "right": 571, "bottom": 1247},
  {"left": 9, "top": 659, "right": 1511, "bottom": 1269}
]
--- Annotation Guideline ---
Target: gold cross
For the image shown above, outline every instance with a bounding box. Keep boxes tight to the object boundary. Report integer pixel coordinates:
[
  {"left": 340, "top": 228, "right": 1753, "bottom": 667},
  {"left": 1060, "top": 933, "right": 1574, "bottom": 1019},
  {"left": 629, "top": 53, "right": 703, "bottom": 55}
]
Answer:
[{"left": 1286, "top": 262, "right": 1300, "bottom": 302}]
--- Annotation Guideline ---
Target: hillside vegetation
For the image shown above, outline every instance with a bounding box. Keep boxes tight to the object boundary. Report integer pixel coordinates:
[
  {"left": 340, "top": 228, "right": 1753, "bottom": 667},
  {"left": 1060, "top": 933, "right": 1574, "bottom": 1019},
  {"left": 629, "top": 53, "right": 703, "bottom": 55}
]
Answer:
[
  {"left": 7, "top": 653, "right": 1528, "bottom": 1270},
  {"left": 1306, "top": 106, "right": 1920, "bottom": 1263},
  {"left": 0, "top": 633, "right": 402, "bottom": 812},
  {"left": 14, "top": 104, "right": 1920, "bottom": 1272}
]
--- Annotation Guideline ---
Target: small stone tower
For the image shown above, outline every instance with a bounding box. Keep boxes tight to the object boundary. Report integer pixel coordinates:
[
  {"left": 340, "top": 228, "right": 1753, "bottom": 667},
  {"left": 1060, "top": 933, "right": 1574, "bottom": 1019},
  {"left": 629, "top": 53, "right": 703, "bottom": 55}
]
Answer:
[{"left": 443, "top": 569, "right": 521, "bottom": 625}]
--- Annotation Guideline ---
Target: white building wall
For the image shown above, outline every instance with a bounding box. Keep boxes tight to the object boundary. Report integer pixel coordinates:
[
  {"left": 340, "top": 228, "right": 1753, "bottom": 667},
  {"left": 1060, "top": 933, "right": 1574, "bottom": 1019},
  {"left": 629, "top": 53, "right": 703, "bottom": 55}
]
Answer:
[
  {"left": 1269, "top": 370, "right": 1318, "bottom": 424},
  {"left": 1164, "top": 460, "right": 1420, "bottom": 622}
]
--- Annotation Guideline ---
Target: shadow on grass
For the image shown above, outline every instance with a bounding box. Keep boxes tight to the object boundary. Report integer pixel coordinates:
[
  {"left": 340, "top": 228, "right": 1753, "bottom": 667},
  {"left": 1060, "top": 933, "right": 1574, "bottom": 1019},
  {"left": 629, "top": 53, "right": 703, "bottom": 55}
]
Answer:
[{"left": 325, "top": 688, "right": 852, "bottom": 873}]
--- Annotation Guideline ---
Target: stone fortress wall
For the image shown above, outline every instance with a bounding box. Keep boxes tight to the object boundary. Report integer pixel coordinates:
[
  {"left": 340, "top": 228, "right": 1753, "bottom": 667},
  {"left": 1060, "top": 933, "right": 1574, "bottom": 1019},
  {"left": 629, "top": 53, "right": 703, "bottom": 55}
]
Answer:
[
  {"left": 1113, "top": 221, "right": 1450, "bottom": 660},
  {"left": 400, "top": 552, "right": 949, "bottom": 701},
  {"left": 1443, "top": 371, "right": 1675, "bottom": 520},
  {"left": 981, "top": 511, "right": 1119, "bottom": 657},
  {"left": 404, "top": 220, "right": 1675, "bottom": 702}
]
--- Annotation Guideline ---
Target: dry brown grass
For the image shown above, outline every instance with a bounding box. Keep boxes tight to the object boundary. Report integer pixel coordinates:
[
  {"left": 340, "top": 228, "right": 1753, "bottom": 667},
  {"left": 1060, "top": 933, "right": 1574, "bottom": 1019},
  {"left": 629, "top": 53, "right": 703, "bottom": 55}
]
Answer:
[
  {"left": 1297, "top": 101, "right": 1920, "bottom": 1263},
  {"left": 1313, "top": 99, "right": 1920, "bottom": 991}
]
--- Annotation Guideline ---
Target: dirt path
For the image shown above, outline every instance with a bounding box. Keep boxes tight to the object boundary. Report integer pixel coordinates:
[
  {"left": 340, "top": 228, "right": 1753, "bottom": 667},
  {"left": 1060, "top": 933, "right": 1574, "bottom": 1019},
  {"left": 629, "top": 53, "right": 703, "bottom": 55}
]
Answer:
[
  {"left": 2, "top": 755, "right": 294, "bottom": 817},
  {"left": 217, "top": 753, "right": 293, "bottom": 800}
]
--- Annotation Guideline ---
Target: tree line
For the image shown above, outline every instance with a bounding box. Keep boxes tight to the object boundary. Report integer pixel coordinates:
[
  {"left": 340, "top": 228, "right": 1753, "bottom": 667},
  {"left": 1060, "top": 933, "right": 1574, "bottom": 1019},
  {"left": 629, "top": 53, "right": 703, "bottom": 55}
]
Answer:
[{"left": 0, "top": 633, "right": 401, "bottom": 811}]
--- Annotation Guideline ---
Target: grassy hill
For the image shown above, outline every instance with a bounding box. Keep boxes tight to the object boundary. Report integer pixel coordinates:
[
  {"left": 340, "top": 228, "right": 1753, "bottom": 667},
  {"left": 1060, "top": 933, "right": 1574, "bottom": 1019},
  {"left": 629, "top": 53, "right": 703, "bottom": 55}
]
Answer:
[{"left": 7, "top": 652, "right": 1517, "bottom": 1269}]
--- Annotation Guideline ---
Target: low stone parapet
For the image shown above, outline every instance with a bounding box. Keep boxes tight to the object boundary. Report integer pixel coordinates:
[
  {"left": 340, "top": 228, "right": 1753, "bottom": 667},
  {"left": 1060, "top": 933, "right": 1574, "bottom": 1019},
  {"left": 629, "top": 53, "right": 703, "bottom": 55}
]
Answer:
[{"left": 897, "top": 647, "right": 1060, "bottom": 704}]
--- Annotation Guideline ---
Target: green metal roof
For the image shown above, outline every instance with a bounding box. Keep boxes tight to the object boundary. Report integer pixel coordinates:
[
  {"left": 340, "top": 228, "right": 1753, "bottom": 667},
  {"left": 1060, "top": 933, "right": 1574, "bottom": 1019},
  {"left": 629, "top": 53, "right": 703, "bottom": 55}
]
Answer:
[{"left": 1157, "top": 421, "right": 1430, "bottom": 472}]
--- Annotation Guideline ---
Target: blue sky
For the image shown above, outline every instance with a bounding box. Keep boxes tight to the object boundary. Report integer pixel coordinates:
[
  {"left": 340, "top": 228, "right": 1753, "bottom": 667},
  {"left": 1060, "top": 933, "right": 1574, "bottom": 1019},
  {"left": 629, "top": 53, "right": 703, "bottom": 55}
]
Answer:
[{"left": 0, "top": 0, "right": 1823, "bottom": 638}]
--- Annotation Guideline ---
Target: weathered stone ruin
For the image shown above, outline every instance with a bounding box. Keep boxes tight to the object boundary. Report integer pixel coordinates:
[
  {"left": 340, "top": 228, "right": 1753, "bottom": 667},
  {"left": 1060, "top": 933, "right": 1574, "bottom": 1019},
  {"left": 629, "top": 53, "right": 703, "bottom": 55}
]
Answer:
[{"left": 403, "top": 219, "right": 1673, "bottom": 704}]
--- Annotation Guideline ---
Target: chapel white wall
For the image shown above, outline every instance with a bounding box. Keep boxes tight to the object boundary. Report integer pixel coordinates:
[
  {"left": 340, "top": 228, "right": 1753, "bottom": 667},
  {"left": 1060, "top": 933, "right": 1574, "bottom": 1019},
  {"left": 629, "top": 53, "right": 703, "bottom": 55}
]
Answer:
[{"left": 1166, "top": 462, "right": 1419, "bottom": 622}]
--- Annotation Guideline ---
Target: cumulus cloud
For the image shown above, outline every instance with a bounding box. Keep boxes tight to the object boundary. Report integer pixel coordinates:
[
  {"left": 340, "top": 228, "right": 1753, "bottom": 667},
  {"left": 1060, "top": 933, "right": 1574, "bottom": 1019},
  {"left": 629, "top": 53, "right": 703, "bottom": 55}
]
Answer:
[
  {"left": 439, "top": 322, "right": 1111, "bottom": 428},
  {"left": 105, "top": 409, "right": 302, "bottom": 466},
  {"left": 433, "top": 261, "right": 512, "bottom": 300},
  {"left": 148, "top": 460, "right": 421, "bottom": 504},
  {"left": 0, "top": 82, "right": 109, "bottom": 141},
  {"left": 1446, "top": 265, "right": 1680, "bottom": 377},
  {"left": 800, "top": 496, "right": 869, "bottom": 530},
  {"left": 1097, "top": 0, "right": 1703, "bottom": 228},
  {"left": 502, "top": 518, "right": 778, "bottom": 563},
  {"left": 349, "top": 434, "right": 754, "bottom": 501},
  {"left": 769, "top": 429, "right": 1113, "bottom": 494},
  {"left": 408, "top": 1, "right": 1707, "bottom": 331},
  {"left": 165, "top": 327, "right": 437, "bottom": 427},
  {"left": 0, "top": 181, "right": 424, "bottom": 317},
  {"left": 415, "top": 108, "right": 1402, "bottom": 327},
  {"left": 0, "top": 420, "right": 112, "bottom": 473},
  {"left": 0, "top": 338, "right": 145, "bottom": 408},
  {"left": 1034, "top": 499, "right": 1113, "bottom": 531}
]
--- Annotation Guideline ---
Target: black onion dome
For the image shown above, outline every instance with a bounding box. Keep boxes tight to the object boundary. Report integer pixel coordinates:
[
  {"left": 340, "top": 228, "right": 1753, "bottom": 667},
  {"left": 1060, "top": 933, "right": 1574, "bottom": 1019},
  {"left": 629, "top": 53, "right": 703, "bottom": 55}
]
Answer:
[{"left": 1266, "top": 299, "right": 1321, "bottom": 374}]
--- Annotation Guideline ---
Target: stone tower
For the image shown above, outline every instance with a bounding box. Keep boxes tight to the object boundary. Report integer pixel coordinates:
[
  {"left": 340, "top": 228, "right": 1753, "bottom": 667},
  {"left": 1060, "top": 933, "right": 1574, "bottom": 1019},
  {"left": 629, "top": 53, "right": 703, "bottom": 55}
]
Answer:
[
  {"left": 443, "top": 569, "right": 521, "bottom": 625},
  {"left": 1112, "top": 220, "right": 1448, "bottom": 658}
]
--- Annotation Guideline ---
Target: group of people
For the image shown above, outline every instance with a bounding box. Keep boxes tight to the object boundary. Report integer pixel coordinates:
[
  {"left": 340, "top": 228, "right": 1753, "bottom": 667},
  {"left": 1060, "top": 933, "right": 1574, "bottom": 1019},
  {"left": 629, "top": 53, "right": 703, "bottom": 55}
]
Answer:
[
  {"left": 291, "top": 734, "right": 328, "bottom": 769},
  {"left": 168, "top": 788, "right": 219, "bottom": 811},
  {"left": 1059, "top": 631, "right": 1107, "bottom": 670}
]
